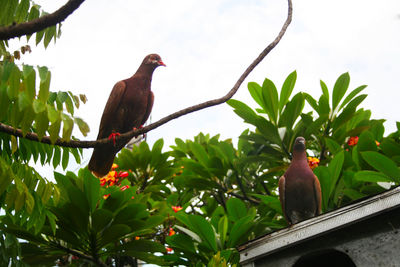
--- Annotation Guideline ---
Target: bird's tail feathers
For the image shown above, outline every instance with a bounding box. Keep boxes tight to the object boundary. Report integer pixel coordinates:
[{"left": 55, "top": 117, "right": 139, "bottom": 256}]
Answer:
[{"left": 88, "top": 148, "right": 116, "bottom": 178}]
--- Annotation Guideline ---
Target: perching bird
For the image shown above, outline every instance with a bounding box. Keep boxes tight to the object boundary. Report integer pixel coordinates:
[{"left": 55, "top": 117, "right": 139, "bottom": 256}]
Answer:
[
  {"left": 278, "top": 137, "right": 321, "bottom": 225},
  {"left": 88, "top": 54, "right": 165, "bottom": 177}
]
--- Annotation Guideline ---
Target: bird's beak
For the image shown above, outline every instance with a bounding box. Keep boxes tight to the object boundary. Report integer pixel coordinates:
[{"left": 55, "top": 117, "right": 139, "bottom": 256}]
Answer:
[{"left": 158, "top": 60, "right": 166, "bottom": 67}]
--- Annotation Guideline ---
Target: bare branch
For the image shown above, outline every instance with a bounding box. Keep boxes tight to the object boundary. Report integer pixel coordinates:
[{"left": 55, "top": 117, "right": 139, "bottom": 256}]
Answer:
[
  {"left": 0, "top": 0, "right": 85, "bottom": 40},
  {"left": 0, "top": 0, "right": 293, "bottom": 148}
]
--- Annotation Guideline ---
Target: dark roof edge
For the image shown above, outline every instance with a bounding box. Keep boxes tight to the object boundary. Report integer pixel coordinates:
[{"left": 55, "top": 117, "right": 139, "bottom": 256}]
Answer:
[{"left": 239, "top": 186, "right": 400, "bottom": 264}]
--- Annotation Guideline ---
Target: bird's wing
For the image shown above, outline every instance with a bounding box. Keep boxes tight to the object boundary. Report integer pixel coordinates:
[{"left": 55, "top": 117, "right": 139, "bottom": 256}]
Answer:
[
  {"left": 141, "top": 91, "right": 154, "bottom": 126},
  {"left": 278, "top": 175, "right": 288, "bottom": 221},
  {"left": 97, "top": 81, "right": 126, "bottom": 138},
  {"left": 313, "top": 174, "right": 322, "bottom": 215}
]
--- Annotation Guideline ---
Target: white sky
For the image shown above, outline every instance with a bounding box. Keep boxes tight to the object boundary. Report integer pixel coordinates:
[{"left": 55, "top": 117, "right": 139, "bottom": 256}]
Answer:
[{"left": 9, "top": 0, "right": 400, "bottom": 172}]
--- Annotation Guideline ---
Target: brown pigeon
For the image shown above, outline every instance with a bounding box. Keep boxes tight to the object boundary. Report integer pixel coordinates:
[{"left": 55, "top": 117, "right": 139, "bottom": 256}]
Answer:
[
  {"left": 278, "top": 137, "right": 321, "bottom": 224},
  {"left": 88, "top": 54, "right": 165, "bottom": 177}
]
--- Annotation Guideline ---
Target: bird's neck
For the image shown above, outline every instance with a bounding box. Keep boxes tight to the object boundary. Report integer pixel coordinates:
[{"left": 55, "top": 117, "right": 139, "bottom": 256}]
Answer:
[
  {"left": 135, "top": 64, "right": 157, "bottom": 77},
  {"left": 292, "top": 150, "right": 307, "bottom": 164}
]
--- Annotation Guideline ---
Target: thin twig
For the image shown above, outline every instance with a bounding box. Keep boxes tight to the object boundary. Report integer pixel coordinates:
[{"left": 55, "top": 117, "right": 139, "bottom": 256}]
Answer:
[
  {"left": 226, "top": 190, "right": 260, "bottom": 205},
  {"left": 0, "top": 0, "right": 85, "bottom": 40},
  {"left": 0, "top": 0, "right": 293, "bottom": 149}
]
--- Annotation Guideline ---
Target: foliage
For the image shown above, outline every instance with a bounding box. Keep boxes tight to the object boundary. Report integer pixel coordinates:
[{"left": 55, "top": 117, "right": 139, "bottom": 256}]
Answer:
[{"left": 1, "top": 2, "right": 400, "bottom": 266}]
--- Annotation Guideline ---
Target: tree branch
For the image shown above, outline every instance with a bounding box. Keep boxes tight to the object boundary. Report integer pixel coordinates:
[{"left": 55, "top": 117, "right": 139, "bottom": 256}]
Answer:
[
  {"left": 0, "top": 0, "right": 293, "bottom": 148},
  {"left": 0, "top": 0, "right": 85, "bottom": 40}
]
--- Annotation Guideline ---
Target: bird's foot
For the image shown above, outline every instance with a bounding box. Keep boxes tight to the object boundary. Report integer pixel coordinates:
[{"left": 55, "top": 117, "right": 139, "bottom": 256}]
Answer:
[
  {"left": 132, "top": 125, "right": 146, "bottom": 138},
  {"left": 108, "top": 132, "right": 121, "bottom": 145}
]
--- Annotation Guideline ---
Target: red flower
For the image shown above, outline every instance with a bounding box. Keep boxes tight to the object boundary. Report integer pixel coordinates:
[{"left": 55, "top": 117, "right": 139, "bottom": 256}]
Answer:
[
  {"left": 117, "top": 171, "right": 129, "bottom": 178},
  {"left": 307, "top": 157, "right": 320, "bottom": 170},
  {"left": 375, "top": 140, "right": 380, "bottom": 146},
  {"left": 120, "top": 185, "right": 130, "bottom": 191},
  {"left": 166, "top": 247, "right": 173, "bottom": 253},
  {"left": 347, "top": 136, "right": 359, "bottom": 146},
  {"left": 168, "top": 228, "right": 175, "bottom": 236},
  {"left": 103, "top": 194, "right": 110, "bottom": 200},
  {"left": 171, "top": 206, "right": 183, "bottom": 213}
]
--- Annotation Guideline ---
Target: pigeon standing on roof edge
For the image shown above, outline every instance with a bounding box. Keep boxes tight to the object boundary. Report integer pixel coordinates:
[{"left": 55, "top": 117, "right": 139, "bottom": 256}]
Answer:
[{"left": 278, "top": 136, "right": 322, "bottom": 224}]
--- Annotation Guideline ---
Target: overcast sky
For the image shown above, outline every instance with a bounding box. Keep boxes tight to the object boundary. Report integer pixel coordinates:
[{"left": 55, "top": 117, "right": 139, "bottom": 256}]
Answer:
[{"left": 10, "top": 0, "right": 400, "bottom": 172}]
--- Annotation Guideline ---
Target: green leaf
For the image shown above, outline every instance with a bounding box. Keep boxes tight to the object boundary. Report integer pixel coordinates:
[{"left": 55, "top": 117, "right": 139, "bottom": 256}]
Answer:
[
  {"left": 253, "top": 194, "right": 282, "bottom": 214},
  {"left": 188, "top": 215, "right": 217, "bottom": 252},
  {"left": 83, "top": 169, "right": 100, "bottom": 212},
  {"left": 74, "top": 117, "right": 90, "bottom": 137},
  {"left": 47, "top": 106, "right": 60, "bottom": 123},
  {"left": 255, "top": 117, "right": 281, "bottom": 144},
  {"left": 247, "top": 82, "right": 264, "bottom": 110},
  {"left": 35, "top": 111, "right": 49, "bottom": 140},
  {"left": 92, "top": 209, "right": 113, "bottom": 232},
  {"left": 218, "top": 215, "right": 228, "bottom": 247},
  {"left": 0, "top": 160, "right": 13, "bottom": 196},
  {"left": 38, "top": 66, "right": 51, "bottom": 102},
  {"left": 227, "top": 99, "right": 259, "bottom": 125},
  {"left": 190, "top": 142, "right": 209, "bottom": 167},
  {"left": 227, "top": 215, "right": 254, "bottom": 247},
  {"left": 332, "top": 72, "right": 350, "bottom": 112},
  {"left": 325, "top": 138, "right": 341, "bottom": 155},
  {"left": 44, "top": 25, "right": 57, "bottom": 48},
  {"left": 121, "top": 239, "right": 166, "bottom": 253},
  {"left": 18, "top": 91, "right": 31, "bottom": 111},
  {"left": 318, "top": 95, "right": 330, "bottom": 116},
  {"left": 7, "top": 65, "right": 21, "bottom": 100},
  {"left": 65, "top": 96, "right": 74, "bottom": 115},
  {"left": 357, "top": 131, "right": 377, "bottom": 152},
  {"left": 61, "top": 148, "right": 69, "bottom": 170},
  {"left": 24, "top": 191, "right": 35, "bottom": 214},
  {"left": 15, "top": 0, "right": 30, "bottom": 23},
  {"left": 49, "top": 119, "right": 61, "bottom": 144},
  {"left": 101, "top": 224, "right": 131, "bottom": 246},
  {"left": 27, "top": 5, "right": 39, "bottom": 23},
  {"left": 328, "top": 150, "right": 344, "bottom": 196},
  {"left": 354, "top": 171, "right": 392, "bottom": 183},
  {"left": 343, "top": 188, "right": 366, "bottom": 201},
  {"left": 174, "top": 225, "right": 202, "bottom": 243},
  {"left": 320, "top": 80, "right": 329, "bottom": 101},
  {"left": 279, "top": 92, "right": 304, "bottom": 129},
  {"left": 332, "top": 95, "right": 367, "bottom": 131},
  {"left": 61, "top": 114, "right": 74, "bottom": 141},
  {"left": 361, "top": 151, "right": 400, "bottom": 183},
  {"left": 380, "top": 139, "right": 400, "bottom": 158},
  {"left": 261, "top": 78, "right": 279, "bottom": 124},
  {"left": 339, "top": 85, "right": 367, "bottom": 110},
  {"left": 279, "top": 70, "right": 297, "bottom": 113},
  {"left": 313, "top": 166, "right": 331, "bottom": 212},
  {"left": 304, "top": 93, "right": 319, "bottom": 112},
  {"left": 166, "top": 234, "right": 197, "bottom": 254},
  {"left": 22, "top": 65, "right": 36, "bottom": 100},
  {"left": 226, "top": 198, "right": 247, "bottom": 221},
  {"left": 52, "top": 146, "right": 61, "bottom": 168}
]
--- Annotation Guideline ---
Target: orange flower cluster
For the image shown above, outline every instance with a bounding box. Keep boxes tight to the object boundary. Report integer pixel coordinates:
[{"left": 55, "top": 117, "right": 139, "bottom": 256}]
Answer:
[
  {"left": 100, "top": 164, "right": 129, "bottom": 187},
  {"left": 171, "top": 206, "right": 183, "bottom": 213},
  {"left": 168, "top": 228, "right": 175, "bottom": 236},
  {"left": 347, "top": 136, "right": 359, "bottom": 146},
  {"left": 347, "top": 136, "right": 380, "bottom": 147},
  {"left": 307, "top": 157, "right": 319, "bottom": 170}
]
